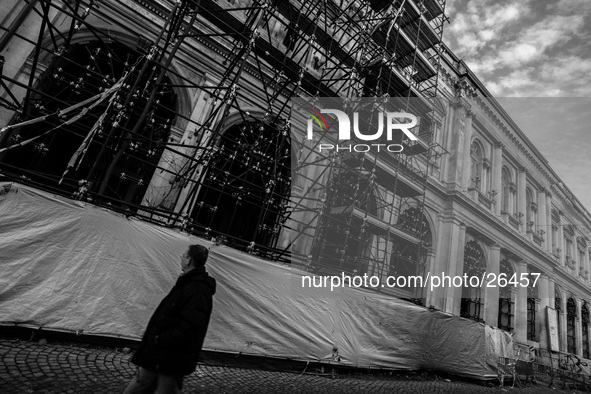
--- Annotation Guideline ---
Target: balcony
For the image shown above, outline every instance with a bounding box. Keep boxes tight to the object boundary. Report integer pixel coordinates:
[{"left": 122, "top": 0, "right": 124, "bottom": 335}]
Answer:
[
  {"left": 468, "top": 188, "right": 495, "bottom": 209},
  {"left": 527, "top": 227, "right": 544, "bottom": 246},
  {"left": 501, "top": 211, "right": 522, "bottom": 230}
]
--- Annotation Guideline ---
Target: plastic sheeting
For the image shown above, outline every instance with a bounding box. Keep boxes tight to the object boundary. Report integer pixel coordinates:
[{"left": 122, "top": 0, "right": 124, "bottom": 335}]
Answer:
[{"left": 0, "top": 183, "right": 512, "bottom": 379}]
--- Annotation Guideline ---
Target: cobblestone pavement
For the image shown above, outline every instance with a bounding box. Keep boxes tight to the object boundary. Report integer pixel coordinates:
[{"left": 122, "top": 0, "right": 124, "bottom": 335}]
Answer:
[{"left": 0, "top": 338, "right": 583, "bottom": 393}]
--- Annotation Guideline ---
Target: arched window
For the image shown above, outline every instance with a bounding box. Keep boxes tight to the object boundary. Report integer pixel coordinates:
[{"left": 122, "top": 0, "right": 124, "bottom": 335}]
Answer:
[
  {"left": 527, "top": 277, "right": 538, "bottom": 341},
  {"left": 0, "top": 41, "right": 176, "bottom": 209},
  {"left": 396, "top": 207, "right": 432, "bottom": 243},
  {"left": 191, "top": 120, "right": 290, "bottom": 252},
  {"left": 567, "top": 297, "right": 577, "bottom": 354},
  {"left": 583, "top": 303, "right": 590, "bottom": 359},
  {"left": 501, "top": 167, "right": 511, "bottom": 213},
  {"left": 460, "top": 240, "right": 486, "bottom": 322},
  {"left": 498, "top": 257, "right": 514, "bottom": 332},
  {"left": 470, "top": 141, "right": 483, "bottom": 190}
]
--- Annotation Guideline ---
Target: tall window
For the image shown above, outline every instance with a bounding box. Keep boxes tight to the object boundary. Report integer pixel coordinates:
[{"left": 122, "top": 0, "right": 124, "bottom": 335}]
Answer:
[
  {"left": 389, "top": 208, "right": 432, "bottom": 301},
  {"left": 470, "top": 141, "right": 483, "bottom": 190},
  {"left": 526, "top": 188, "right": 536, "bottom": 231},
  {"left": 0, "top": 41, "right": 177, "bottom": 208},
  {"left": 498, "top": 257, "right": 514, "bottom": 332},
  {"left": 583, "top": 303, "right": 590, "bottom": 359},
  {"left": 567, "top": 297, "right": 577, "bottom": 354},
  {"left": 527, "top": 279, "right": 538, "bottom": 341},
  {"left": 566, "top": 237, "right": 574, "bottom": 262},
  {"left": 460, "top": 240, "right": 486, "bottom": 322},
  {"left": 580, "top": 238, "right": 588, "bottom": 278},
  {"left": 552, "top": 210, "right": 560, "bottom": 255},
  {"left": 192, "top": 120, "right": 290, "bottom": 251},
  {"left": 501, "top": 167, "right": 511, "bottom": 213}
]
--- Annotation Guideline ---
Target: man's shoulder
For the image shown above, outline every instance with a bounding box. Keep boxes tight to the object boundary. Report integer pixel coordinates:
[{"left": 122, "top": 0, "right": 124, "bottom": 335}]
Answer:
[{"left": 181, "top": 271, "right": 216, "bottom": 296}]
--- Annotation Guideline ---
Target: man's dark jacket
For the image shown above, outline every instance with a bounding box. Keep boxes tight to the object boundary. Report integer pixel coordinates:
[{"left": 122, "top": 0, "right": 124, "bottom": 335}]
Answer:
[{"left": 131, "top": 266, "right": 216, "bottom": 375}]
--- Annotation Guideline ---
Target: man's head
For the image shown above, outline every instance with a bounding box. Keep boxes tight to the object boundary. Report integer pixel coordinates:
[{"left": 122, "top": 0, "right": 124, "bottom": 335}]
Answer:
[{"left": 180, "top": 244, "right": 209, "bottom": 273}]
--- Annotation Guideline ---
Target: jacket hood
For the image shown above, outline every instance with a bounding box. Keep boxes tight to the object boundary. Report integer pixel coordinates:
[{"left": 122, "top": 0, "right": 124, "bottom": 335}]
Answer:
[{"left": 178, "top": 267, "right": 216, "bottom": 295}]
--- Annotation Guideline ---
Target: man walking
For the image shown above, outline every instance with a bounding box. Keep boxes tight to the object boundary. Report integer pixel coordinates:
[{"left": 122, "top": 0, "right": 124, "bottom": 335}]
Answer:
[{"left": 124, "top": 244, "right": 216, "bottom": 394}]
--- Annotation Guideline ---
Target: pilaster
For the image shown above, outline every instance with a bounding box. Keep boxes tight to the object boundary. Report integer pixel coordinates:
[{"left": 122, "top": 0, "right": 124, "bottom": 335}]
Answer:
[
  {"left": 545, "top": 192, "right": 552, "bottom": 253},
  {"left": 561, "top": 290, "right": 568, "bottom": 351},
  {"left": 491, "top": 142, "right": 503, "bottom": 215},
  {"left": 517, "top": 168, "right": 527, "bottom": 234},
  {"left": 537, "top": 274, "right": 550, "bottom": 349},
  {"left": 537, "top": 189, "right": 547, "bottom": 249},
  {"left": 577, "top": 298, "right": 583, "bottom": 356},
  {"left": 514, "top": 261, "right": 528, "bottom": 343},
  {"left": 450, "top": 223, "right": 467, "bottom": 316},
  {"left": 484, "top": 244, "right": 501, "bottom": 326},
  {"left": 558, "top": 213, "right": 565, "bottom": 266}
]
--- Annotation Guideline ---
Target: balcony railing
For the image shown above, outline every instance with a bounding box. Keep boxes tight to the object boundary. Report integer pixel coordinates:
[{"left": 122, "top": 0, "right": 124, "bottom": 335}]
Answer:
[
  {"left": 527, "top": 228, "right": 544, "bottom": 246},
  {"left": 469, "top": 188, "right": 495, "bottom": 209},
  {"left": 508, "top": 213, "right": 522, "bottom": 229}
]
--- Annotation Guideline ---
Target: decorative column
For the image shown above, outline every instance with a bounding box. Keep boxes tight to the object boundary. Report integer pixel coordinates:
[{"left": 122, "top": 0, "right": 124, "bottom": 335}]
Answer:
[
  {"left": 514, "top": 261, "right": 528, "bottom": 343},
  {"left": 537, "top": 188, "right": 547, "bottom": 249},
  {"left": 538, "top": 274, "right": 550, "bottom": 349},
  {"left": 441, "top": 96, "right": 473, "bottom": 189},
  {"left": 460, "top": 111, "right": 474, "bottom": 190},
  {"left": 430, "top": 120, "right": 443, "bottom": 180},
  {"left": 573, "top": 232, "right": 580, "bottom": 274},
  {"left": 448, "top": 77, "right": 476, "bottom": 191},
  {"left": 561, "top": 290, "right": 568, "bottom": 352},
  {"left": 558, "top": 212, "right": 565, "bottom": 266},
  {"left": 484, "top": 244, "right": 501, "bottom": 326},
  {"left": 424, "top": 248, "right": 438, "bottom": 308},
  {"left": 577, "top": 298, "right": 583, "bottom": 356},
  {"left": 432, "top": 216, "right": 464, "bottom": 313},
  {"left": 518, "top": 168, "right": 527, "bottom": 234},
  {"left": 546, "top": 192, "right": 553, "bottom": 253},
  {"left": 445, "top": 99, "right": 471, "bottom": 188},
  {"left": 450, "top": 223, "right": 467, "bottom": 316},
  {"left": 585, "top": 244, "right": 590, "bottom": 286},
  {"left": 173, "top": 81, "right": 215, "bottom": 216},
  {"left": 573, "top": 234, "right": 583, "bottom": 278},
  {"left": 548, "top": 277, "right": 558, "bottom": 350},
  {"left": 491, "top": 142, "right": 503, "bottom": 215}
]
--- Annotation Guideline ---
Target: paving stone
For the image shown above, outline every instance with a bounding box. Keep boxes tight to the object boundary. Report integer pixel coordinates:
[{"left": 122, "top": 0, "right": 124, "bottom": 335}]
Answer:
[{"left": 0, "top": 338, "right": 582, "bottom": 393}]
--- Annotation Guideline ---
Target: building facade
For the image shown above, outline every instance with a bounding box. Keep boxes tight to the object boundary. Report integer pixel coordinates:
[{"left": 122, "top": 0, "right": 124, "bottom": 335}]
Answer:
[
  {"left": 430, "top": 50, "right": 591, "bottom": 358},
  {"left": 1, "top": 0, "right": 591, "bottom": 364}
]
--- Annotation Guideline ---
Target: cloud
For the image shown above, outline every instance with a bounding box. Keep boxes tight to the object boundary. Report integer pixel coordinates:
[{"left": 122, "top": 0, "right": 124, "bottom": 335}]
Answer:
[
  {"left": 447, "top": 1, "right": 530, "bottom": 48},
  {"left": 444, "top": 0, "right": 591, "bottom": 97},
  {"left": 549, "top": 0, "right": 591, "bottom": 14}
]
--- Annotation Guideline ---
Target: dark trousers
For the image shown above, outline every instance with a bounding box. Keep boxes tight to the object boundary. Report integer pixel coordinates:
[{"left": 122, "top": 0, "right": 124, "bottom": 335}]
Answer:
[{"left": 123, "top": 366, "right": 183, "bottom": 394}]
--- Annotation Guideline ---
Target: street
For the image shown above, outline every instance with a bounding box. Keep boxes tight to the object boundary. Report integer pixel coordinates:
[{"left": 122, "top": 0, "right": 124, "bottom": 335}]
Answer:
[{"left": 0, "top": 337, "right": 574, "bottom": 393}]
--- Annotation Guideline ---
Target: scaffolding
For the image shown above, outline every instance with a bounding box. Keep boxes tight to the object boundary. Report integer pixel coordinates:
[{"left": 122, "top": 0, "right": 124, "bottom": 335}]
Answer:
[{"left": 0, "top": 0, "right": 448, "bottom": 303}]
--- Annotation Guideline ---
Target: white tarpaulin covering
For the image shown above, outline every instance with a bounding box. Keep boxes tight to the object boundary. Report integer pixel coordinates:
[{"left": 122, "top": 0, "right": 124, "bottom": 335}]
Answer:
[{"left": 0, "top": 183, "right": 512, "bottom": 379}]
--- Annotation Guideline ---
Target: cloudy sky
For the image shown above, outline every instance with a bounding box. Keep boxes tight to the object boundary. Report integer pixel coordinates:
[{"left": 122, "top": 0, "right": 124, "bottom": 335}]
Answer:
[{"left": 443, "top": 0, "right": 591, "bottom": 212}]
